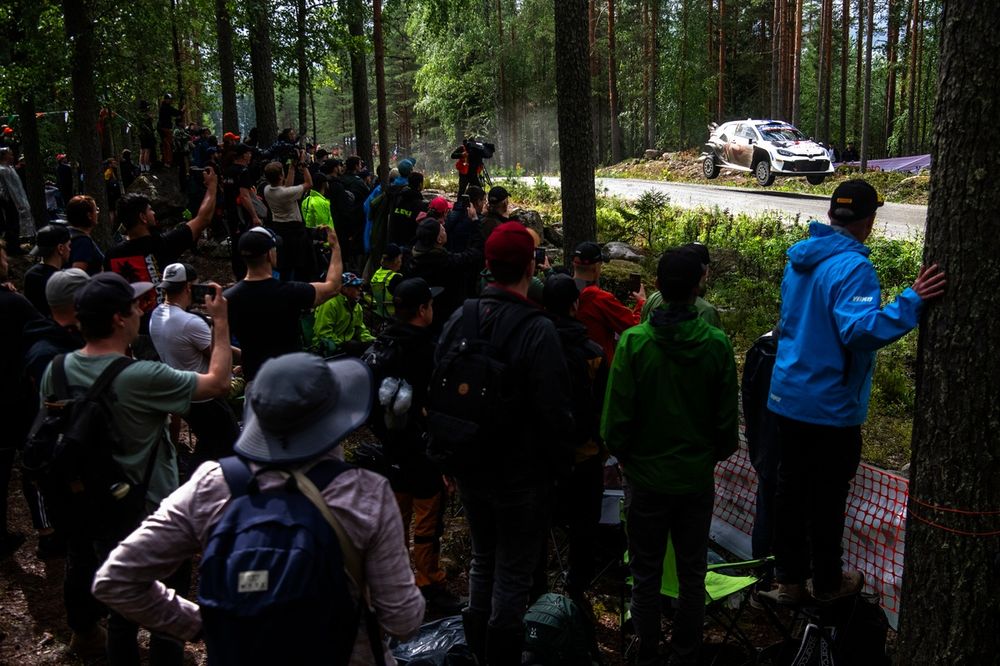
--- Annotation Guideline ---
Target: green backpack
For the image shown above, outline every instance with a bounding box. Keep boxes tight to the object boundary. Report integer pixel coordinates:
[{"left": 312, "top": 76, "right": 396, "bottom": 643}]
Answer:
[{"left": 522, "top": 594, "right": 596, "bottom": 666}]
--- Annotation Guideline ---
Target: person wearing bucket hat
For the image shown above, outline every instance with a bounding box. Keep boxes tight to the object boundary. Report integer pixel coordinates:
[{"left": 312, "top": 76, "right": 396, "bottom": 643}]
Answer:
[
  {"left": 37, "top": 271, "right": 233, "bottom": 661},
  {"left": 572, "top": 240, "right": 645, "bottom": 363},
  {"left": 92, "top": 352, "right": 426, "bottom": 663},
  {"left": 312, "top": 271, "right": 375, "bottom": 357},
  {"left": 763, "top": 179, "right": 945, "bottom": 607},
  {"left": 23, "top": 224, "right": 72, "bottom": 316}
]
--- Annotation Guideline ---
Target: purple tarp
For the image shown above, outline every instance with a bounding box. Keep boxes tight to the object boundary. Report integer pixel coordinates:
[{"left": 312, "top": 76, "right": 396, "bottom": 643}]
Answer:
[{"left": 837, "top": 154, "right": 931, "bottom": 173}]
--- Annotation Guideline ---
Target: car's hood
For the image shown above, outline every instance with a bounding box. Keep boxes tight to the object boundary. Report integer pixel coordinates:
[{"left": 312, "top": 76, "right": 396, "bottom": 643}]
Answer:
[{"left": 768, "top": 140, "right": 827, "bottom": 156}]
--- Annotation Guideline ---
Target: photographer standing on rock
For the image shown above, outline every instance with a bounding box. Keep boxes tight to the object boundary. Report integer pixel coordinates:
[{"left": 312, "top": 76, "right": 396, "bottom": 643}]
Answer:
[{"left": 262, "top": 154, "right": 313, "bottom": 281}]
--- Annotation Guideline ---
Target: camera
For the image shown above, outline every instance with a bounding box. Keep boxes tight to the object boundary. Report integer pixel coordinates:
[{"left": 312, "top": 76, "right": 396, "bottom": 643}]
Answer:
[
  {"left": 191, "top": 283, "right": 214, "bottom": 305},
  {"left": 455, "top": 194, "right": 471, "bottom": 210},
  {"left": 534, "top": 248, "right": 546, "bottom": 265}
]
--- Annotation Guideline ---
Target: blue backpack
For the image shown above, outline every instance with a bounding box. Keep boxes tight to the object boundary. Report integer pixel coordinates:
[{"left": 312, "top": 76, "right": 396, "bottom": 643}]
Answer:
[{"left": 198, "top": 456, "right": 381, "bottom": 665}]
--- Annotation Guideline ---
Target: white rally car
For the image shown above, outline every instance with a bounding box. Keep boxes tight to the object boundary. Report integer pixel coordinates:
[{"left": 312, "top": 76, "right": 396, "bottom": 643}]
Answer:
[{"left": 700, "top": 119, "right": 834, "bottom": 186}]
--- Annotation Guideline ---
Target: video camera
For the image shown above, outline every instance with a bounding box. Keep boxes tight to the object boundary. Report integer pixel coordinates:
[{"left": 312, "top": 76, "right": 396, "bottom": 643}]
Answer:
[{"left": 463, "top": 138, "right": 495, "bottom": 160}]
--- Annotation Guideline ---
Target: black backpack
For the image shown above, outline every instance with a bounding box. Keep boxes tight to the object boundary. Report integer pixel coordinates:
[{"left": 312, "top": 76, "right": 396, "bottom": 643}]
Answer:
[
  {"left": 741, "top": 328, "right": 780, "bottom": 478},
  {"left": 425, "top": 299, "right": 540, "bottom": 475},
  {"left": 22, "top": 355, "right": 157, "bottom": 540},
  {"left": 522, "top": 593, "right": 597, "bottom": 665}
]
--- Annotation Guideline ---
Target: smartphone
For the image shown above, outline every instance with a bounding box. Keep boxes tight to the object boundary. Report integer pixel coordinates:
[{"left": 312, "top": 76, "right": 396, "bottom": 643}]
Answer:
[
  {"left": 628, "top": 272, "right": 642, "bottom": 294},
  {"left": 191, "top": 283, "right": 214, "bottom": 305},
  {"left": 535, "top": 248, "right": 546, "bottom": 265},
  {"left": 458, "top": 194, "right": 471, "bottom": 208}
]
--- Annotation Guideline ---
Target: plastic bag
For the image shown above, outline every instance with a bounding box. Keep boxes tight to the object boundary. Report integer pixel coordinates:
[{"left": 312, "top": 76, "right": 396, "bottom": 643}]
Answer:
[{"left": 391, "top": 616, "right": 477, "bottom": 666}]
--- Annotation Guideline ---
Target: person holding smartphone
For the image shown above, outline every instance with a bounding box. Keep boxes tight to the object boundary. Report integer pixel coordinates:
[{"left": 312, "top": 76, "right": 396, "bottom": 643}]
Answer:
[{"left": 571, "top": 241, "right": 646, "bottom": 363}]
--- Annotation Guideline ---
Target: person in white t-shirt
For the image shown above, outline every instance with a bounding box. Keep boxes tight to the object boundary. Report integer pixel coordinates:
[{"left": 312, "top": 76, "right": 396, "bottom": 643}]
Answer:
[
  {"left": 150, "top": 263, "right": 240, "bottom": 473},
  {"left": 263, "top": 157, "right": 313, "bottom": 281}
]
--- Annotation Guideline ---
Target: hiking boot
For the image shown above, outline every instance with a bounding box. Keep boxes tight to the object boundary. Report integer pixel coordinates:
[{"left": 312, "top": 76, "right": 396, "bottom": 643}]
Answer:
[
  {"left": 757, "top": 582, "right": 811, "bottom": 606},
  {"left": 421, "top": 583, "right": 465, "bottom": 615},
  {"left": 811, "top": 571, "right": 864, "bottom": 603},
  {"left": 69, "top": 624, "right": 107, "bottom": 658}
]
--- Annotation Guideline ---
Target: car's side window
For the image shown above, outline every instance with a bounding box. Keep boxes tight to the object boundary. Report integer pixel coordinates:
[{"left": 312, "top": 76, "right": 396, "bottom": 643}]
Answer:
[{"left": 739, "top": 125, "right": 756, "bottom": 141}]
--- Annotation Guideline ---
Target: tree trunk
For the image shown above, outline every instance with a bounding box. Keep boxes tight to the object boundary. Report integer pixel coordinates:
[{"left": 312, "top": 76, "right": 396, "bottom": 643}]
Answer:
[
  {"left": 840, "top": 0, "right": 849, "bottom": 150},
  {"left": 897, "top": 1, "right": 1000, "bottom": 661},
  {"left": 62, "top": 0, "right": 109, "bottom": 245},
  {"left": 884, "top": 0, "right": 899, "bottom": 154},
  {"left": 296, "top": 0, "right": 308, "bottom": 138},
  {"left": 553, "top": 0, "right": 596, "bottom": 263},
  {"left": 607, "top": 0, "right": 623, "bottom": 162},
  {"left": 248, "top": 0, "right": 278, "bottom": 146},
  {"left": 680, "top": 0, "right": 689, "bottom": 145},
  {"left": 717, "top": 0, "right": 726, "bottom": 119},
  {"left": 822, "top": 0, "right": 833, "bottom": 142},
  {"left": 771, "top": 0, "right": 781, "bottom": 118},
  {"left": 642, "top": 0, "right": 650, "bottom": 148},
  {"left": 853, "top": 0, "right": 863, "bottom": 143},
  {"left": 913, "top": 0, "right": 924, "bottom": 153},
  {"left": 215, "top": 0, "right": 239, "bottom": 133},
  {"left": 588, "top": 0, "right": 600, "bottom": 160},
  {"left": 815, "top": 0, "right": 828, "bottom": 139},
  {"left": 15, "top": 97, "right": 45, "bottom": 232},
  {"left": 343, "top": 0, "right": 373, "bottom": 166},
  {"left": 170, "top": 0, "right": 184, "bottom": 107},
  {"left": 860, "top": 0, "right": 874, "bottom": 170},
  {"left": 906, "top": 0, "right": 919, "bottom": 154},
  {"left": 373, "top": 0, "right": 389, "bottom": 186},
  {"left": 648, "top": 0, "right": 659, "bottom": 148},
  {"left": 792, "top": 0, "right": 803, "bottom": 126},
  {"left": 496, "top": 0, "right": 507, "bottom": 163}
]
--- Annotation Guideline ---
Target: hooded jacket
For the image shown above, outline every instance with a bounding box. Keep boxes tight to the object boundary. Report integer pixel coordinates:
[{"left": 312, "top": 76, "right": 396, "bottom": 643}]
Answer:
[
  {"left": 600, "top": 305, "right": 738, "bottom": 494},
  {"left": 22, "top": 318, "right": 86, "bottom": 387},
  {"left": 767, "top": 221, "right": 923, "bottom": 427}
]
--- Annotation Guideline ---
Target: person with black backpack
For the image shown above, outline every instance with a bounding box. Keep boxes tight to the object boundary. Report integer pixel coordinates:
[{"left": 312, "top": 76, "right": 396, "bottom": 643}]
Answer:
[
  {"left": 363, "top": 278, "right": 464, "bottom": 614},
  {"left": 92, "top": 353, "right": 426, "bottom": 665},
  {"left": 428, "top": 221, "right": 574, "bottom": 665}
]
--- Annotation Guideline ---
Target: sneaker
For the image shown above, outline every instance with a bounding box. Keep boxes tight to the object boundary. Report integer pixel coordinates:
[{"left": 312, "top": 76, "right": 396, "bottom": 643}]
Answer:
[
  {"left": 420, "top": 583, "right": 465, "bottom": 614},
  {"left": 811, "top": 571, "right": 864, "bottom": 603},
  {"left": 757, "top": 582, "right": 811, "bottom": 606},
  {"left": 69, "top": 624, "right": 107, "bottom": 658}
]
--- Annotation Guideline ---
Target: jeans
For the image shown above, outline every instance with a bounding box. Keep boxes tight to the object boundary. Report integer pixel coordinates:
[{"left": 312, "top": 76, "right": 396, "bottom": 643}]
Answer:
[
  {"left": 458, "top": 479, "right": 551, "bottom": 631},
  {"left": 772, "top": 415, "right": 862, "bottom": 594},
  {"left": 626, "top": 485, "right": 714, "bottom": 666}
]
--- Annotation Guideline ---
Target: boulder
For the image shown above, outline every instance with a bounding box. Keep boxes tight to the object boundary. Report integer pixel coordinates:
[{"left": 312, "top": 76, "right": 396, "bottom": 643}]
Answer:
[
  {"left": 543, "top": 223, "right": 564, "bottom": 247},
  {"left": 604, "top": 241, "right": 644, "bottom": 263},
  {"left": 126, "top": 171, "right": 188, "bottom": 221},
  {"left": 644, "top": 149, "right": 660, "bottom": 161},
  {"left": 514, "top": 208, "right": 546, "bottom": 240}
]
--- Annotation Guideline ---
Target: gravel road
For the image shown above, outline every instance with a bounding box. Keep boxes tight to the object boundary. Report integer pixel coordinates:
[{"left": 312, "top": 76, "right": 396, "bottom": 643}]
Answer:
[{"left": 523, "top": 176, "right": 926, "bottom": 241}]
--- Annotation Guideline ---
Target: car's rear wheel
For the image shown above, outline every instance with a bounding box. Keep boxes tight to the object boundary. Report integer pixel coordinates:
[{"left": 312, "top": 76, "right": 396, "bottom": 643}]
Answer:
[
  {"left": 703, "top": 155, "right": 720, "bottom": 179},
  {"left": 755, "top": 160, "right": 775, "bottom": 186},
  {"left": 806, "top": 174, "right": 826, "bottom": 185}
]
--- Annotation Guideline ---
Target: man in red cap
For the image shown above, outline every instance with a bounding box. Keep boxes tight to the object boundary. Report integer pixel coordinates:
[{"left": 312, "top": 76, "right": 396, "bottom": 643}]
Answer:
[{"left": 432, "top": 221, "right": 574, "bottom": 664}]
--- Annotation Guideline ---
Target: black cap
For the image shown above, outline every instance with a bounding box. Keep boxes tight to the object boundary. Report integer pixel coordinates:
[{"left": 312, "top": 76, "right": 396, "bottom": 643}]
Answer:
[
  {"left": 238, "top": 227, "right": 282, "bottom": 257},
  {"left": 573, "top": 241, "right": 609, "bottom": 265},
  {"left": 75, "top": 272, "right": 155, "bottom": 320},
  {"left": 543, "top": 273, "right": 580, "bottom": 316},
  {"left": 383, "top": 243, "right": 402, "bottom": 260},
  {"left": 29, "top": 224, "right": 71, "bottom": 256},
  {"left": 829, "top": 179, "right": 884, "bottom": 224},
  {"left": 681, "top": 241, "right": 710, "bottom": 266},
  {"left": 392, "top": 278, "right": 443, "bottom": 310},
  {"left": 414, "top": 218, "right": 441, "bottom": 247},
  {"left": 487, "top": 185, "right": 510, "bottom": 205}
]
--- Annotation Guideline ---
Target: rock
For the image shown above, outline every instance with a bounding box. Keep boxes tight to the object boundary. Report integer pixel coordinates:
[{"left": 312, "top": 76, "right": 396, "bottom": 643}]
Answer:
[
  {"left": 127, "top": 171, "right": 188, "bottom": 225},
  {"left": 543, "top": 223, "right": 563, "bottom": 247},
  {"left": 644, "top": 149, "right": 660, "bottom": 161},
  {"left": 604, "top": 241, "right": 644, "bottom": 263},
  {"left": 514, "top": 208, "right": 545, "bottom": 240}
]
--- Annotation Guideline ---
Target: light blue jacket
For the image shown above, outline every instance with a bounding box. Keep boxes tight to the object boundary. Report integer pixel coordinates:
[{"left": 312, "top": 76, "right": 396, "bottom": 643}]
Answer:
[{"left": 767, "top": 221, "right": 923, "bottom": 426}]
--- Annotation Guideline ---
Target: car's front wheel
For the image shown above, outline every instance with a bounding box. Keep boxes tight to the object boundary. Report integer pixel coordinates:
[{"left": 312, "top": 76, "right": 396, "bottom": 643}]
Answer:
[
  {"left": 703, "top": 155, "right": 720, "bottom": 179},
  {"left": 806, "top": 174, "right": 826, "bottom": 185},
  {"left": 755, "top": 160, "right": 775, "bottom": 186}
]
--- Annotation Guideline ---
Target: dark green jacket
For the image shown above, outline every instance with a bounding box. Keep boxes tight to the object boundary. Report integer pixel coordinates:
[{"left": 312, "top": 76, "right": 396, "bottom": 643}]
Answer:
[{"left": 600, "top": 304, "right": 738, "bottom": 494}]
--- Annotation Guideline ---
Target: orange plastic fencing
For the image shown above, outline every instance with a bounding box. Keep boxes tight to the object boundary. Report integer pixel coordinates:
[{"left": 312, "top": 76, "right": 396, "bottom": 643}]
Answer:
[{"left": 712, "top": 441, "right": 908, "bottom": 629}]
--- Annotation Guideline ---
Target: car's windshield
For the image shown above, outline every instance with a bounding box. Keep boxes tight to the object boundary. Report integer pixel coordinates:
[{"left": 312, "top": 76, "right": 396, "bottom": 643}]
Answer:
[{"left": 758, "top": 125, "right": 806, "bottom": 142}]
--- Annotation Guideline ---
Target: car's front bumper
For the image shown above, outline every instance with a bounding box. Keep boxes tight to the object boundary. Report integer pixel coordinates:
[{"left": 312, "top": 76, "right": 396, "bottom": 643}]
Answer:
[{"left": 772, "top": 158, "right": 834, "bottom": 174}]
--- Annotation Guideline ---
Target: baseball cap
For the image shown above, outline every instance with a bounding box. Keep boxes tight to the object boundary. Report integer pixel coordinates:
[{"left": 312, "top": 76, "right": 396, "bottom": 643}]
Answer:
[
  {"left": 485, "top": 221, "right": 534, "bottom": 268},
  {"left": 573, "top": 241, "right": 609, "bottom": 265},
  {"left": 383, "top": 243, "right": 402, "bottom": 260},
  {"left": 45, "top": 268, "right": 90, "bottom": 309},
  {"left": 487, "top": 186, "right": 510, "bottom": 205},
  {"left": 234, "top": 354, "right": 373, "bottom": 464},
  {"left": 238, "top": 226, "right": 282, "bottom": 257},
  {"left": 397, "top": 158, "right": 415, "bottom": 177},
  {"left": 29, "top": 224, "right": 71, "bottom": 257},
  {"left": 427, "top": 197, "right": 451, "bottom": 218},
  {"left": 75, "top": 272, "right": 155, "bottom": 319},
  {"left": 223, "top": 131, "right": 241, "bottom": 142},
  {"left": 56, "top": 153, "right": 67, "bottom": 162},
  {"left": 829, "top": 179, "right": 884, "bottom": 224},
  {"left": 158, "top": 262, "right": 197, "bottom": 289},
  {"left": 414, "top": 218, "right": 441, "bottom": 247},
  {"left": 392, "top": 278, "right": 443, "bottom": 310},
  {"left": 681, "top": 241, "right": 711, "bottom": 266},
  {"left": 543, "top": 273, "right": 581, "bottom": 316},
  {"left": 342, "top": 272, "right": 364, "bottom": 287}
]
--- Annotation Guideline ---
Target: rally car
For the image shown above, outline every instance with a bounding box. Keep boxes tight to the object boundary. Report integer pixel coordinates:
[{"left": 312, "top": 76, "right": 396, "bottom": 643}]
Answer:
[{"left": 700, "top": 119, "right": 834, "bottom": 186}]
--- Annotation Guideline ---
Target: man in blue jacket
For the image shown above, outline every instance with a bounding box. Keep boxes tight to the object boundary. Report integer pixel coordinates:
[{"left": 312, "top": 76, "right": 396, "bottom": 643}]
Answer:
[{"left": 766, "top": 180, "right": 945, "bottom": 605}]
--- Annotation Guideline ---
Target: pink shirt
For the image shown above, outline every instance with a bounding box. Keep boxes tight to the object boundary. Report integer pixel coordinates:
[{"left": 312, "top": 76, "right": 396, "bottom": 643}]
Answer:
[{"left": 92, "top": 449, "right": 426, "bottom": 665}]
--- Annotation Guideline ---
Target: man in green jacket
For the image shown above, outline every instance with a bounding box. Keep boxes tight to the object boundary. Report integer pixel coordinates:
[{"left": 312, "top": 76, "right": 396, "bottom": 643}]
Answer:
[
  {"left": 300, "top": 173, "right": 333, "bottom": 230},
  {"left": 640, "top": 242, "right": 722, "bottom": 330},
  {"left": 312, "top": 272, "right": 375, "bottom": 356},
  {"left": 601, "top": 249, "right": 739, "bottom": 666}
]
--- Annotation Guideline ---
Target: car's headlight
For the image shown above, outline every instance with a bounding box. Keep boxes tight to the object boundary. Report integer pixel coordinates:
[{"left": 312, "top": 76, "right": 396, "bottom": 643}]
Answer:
[{"left": 777, "top": 149, "right": 796, "bottom": 157}]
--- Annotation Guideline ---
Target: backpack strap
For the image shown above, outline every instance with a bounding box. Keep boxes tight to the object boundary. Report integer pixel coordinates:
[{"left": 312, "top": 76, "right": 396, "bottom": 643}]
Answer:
[
  {"left": 84, "top": 356, "right": 135, "bottom": 403},
  {"left": 218, "top": 455, "right": 256, "bottom": 499},
  {"left": 50, "top": 354, "right": 70, "bottom": 400},
  {"left": 460, "top": 298, "right": 480, "bottom": 341}
]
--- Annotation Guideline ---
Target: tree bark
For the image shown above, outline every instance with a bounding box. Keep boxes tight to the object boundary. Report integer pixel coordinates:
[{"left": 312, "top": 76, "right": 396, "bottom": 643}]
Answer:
[
  {"left": 717, "top": 0, "right": 726, "bottom": 119},
  {"left": 296, "top": 0, "right": 308, "bottom": 138},
  {"left": 642, "top": 0, "right": 650, "bottom": 148},
  {"left": 588, "top": 0, "right": 600, "bottom": 160},
  {"left": 771, "top": 0, "right": 781, "bottom": 118},
  {"left": 679, "top": 0, "right": 689, "bottom": 145},
  {"left": 342, "top": 0, "right": 373, "bottom": 166},
  {"left": 840, "top": 0, "right": 849, "bottom": 150},
  {"left": 815, "top": 0, "right": 828, "bottom": 139},
  {"left": 822, "top": 0, "right": 833, "bottom": 142},
  {"left": 905, "top": 0, "right": 919, "bottom": 154},
  {"left": 248, "top": 0, "right": 278, "bottom": 146},
  {"left": 853, "top": 0, "right": 863, "bottom": 143},
  {"left": 860, "top": 0, "right": 874, "bottom": 170},
  {"left": 373, "top": 0, "right": 389, "bottom": 186},
  {"left": 648, "top": 0, "right": 659, "bottom": 148},
  {"left": 170, "top": 0, "right": 184, "bottom": 107},
  {"left": 897, "top": 1, "right": 1000, "bottom": 661},
  {"left": 553, "top": 0, "right": 596, "bottom": 263},
  {"left": 15, "top": 97, "right": 45, "bottom": 232},
  {"left": 215, "top": 0, "right": 239, "bottom": 133},
  {"left": 62, "top": 0, "right": 109, "bottom": 245},
  {"left": 607, "top": 0, "right": 623, "bottom": 162},
  {"left": 884, "top": 0, "right": 899, "bottom": 154},
  {"left": 792, "top": 0, "right": 803, "bottom": 126}
]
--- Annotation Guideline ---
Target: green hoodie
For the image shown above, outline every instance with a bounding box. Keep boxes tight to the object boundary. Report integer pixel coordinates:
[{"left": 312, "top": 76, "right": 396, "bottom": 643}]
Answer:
[{"left": 600, "top": 304, "right": 738, "bottom": 494}]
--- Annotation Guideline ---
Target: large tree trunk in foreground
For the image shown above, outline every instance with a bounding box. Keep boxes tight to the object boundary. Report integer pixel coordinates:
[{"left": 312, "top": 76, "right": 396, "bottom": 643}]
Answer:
[
  {"left": 215, "top": 0, "right": 239, "bottom": 133},
  {"left": 607, "top": 0, "right": 623, "bottom": 163},
  {"left": 554, "top": 0, "right": 596, "bottom": 263},
  {"left": 897, "top": 0, "right": 1000, "bottom": 661},
  {"left": 373, "top": 0, "right": 389, "bottom": 186},
  {"left": 344, "top": 0, "right": 373, "bottom": 166},
  {"left": 62, "top": 0, "right": 109, "bottom": 245},
  {"left": 248, "top": 0, "right": 278, "bottom": 146}
]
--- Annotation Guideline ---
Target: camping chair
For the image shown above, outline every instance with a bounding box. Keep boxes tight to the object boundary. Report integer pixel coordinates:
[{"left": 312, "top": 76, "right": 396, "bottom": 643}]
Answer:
[{"left": 620, "top": 535, "right": 776, "bottom": 664}]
